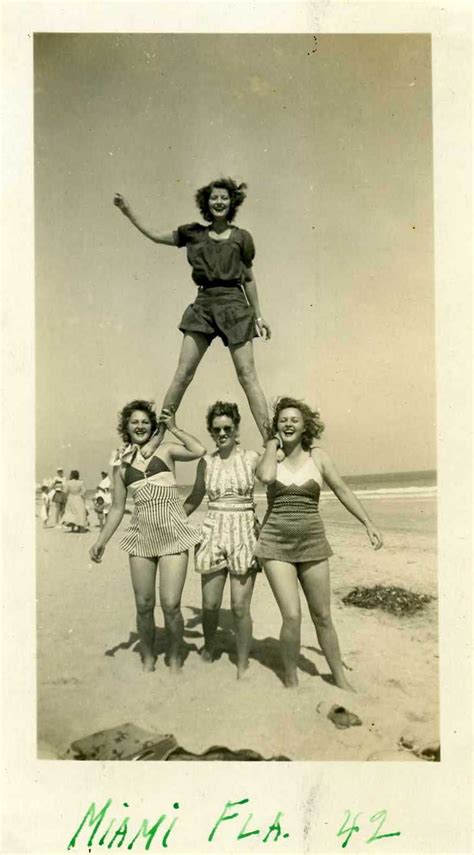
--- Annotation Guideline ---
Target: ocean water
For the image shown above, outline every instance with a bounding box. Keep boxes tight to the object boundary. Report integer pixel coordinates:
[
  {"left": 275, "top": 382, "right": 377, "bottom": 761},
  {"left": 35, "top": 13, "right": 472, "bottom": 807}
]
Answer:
[
  {"left": 175, "top": 469, "right": 437, "bottom": 502},
  {"left": 320, "top": 469, "right": 437, "bottom": 500},
  {"left": 41, "top": 469, "right": 437, "bottom": 505}
]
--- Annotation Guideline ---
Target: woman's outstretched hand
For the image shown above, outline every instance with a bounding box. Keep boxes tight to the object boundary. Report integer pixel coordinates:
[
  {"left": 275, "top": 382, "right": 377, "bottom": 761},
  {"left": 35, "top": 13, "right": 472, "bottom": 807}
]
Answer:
[
  {"left": 365, "top": 522, "right": 383, "bottom": 550},
  {"left": 159, "top": 407, "right": 177, "bottom": 433},
  {"left": 256, "top": 317, "right": 272, "bottom": 341},
  {"left": 90, "top": 542, "right": 105, "bottom": 563},
  {"left": 113, "top": 193, "right": 131, "bottom": 216}
]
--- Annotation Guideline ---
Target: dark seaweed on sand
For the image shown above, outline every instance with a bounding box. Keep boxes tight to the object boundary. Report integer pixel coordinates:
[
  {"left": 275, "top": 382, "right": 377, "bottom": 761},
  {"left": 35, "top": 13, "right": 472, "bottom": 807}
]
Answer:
[{"left": 342, "top": 585, "right": 432, "bottom": 616}]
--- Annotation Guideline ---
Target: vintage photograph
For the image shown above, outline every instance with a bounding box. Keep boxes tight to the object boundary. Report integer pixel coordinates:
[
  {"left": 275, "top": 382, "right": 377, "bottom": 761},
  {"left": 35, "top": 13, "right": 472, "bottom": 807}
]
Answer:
[{"left": 35, "top": 33, "right": 438, "bottom": 763}]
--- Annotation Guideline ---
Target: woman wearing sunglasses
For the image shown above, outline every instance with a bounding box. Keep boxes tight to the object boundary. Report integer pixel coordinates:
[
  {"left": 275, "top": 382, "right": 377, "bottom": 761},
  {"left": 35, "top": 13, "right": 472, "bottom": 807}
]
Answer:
[{"left": 184, "top": 401, "right": 260, "bottom": 680}]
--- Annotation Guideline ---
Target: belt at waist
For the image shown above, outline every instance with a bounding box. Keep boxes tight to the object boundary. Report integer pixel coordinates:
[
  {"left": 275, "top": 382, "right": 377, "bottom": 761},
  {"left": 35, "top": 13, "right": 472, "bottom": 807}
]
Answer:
[{"left": 208, "top": 499, "right": 255, "bottom": 512}]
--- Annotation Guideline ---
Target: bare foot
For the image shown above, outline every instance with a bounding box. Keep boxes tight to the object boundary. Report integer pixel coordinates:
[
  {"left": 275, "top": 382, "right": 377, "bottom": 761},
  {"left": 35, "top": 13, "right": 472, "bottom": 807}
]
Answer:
[
  {"left": 142, "top": 657, "right": 156, "bottom": 673},
  {"left": 334, "top": 674, "right": 356, "bottom": 693},
  {"left": 284, "top": 674, "right": 299, "bottom": 689},
  {"left": 237, "top": 663, "right": 250, "bottom": 681},
  {"left": 200, "top": 648, "right": 214, "bottom": 663}
]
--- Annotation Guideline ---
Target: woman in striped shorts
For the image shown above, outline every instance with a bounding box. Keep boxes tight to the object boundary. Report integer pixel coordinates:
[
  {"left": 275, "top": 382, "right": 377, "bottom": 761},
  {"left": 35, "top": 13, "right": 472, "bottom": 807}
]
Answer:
[
  {"left": 184, "top": 402, "right": 260, "bottom": 680},
  {"left": 90, "top": 400, "right": 205, "bottom": 673}
]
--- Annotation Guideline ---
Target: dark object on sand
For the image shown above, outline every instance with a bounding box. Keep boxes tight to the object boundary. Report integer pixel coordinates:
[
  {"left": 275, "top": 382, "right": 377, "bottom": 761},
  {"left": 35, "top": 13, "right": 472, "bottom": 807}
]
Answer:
[
  {"left": 65, "top": 723, "right": 177, "bottom": 761},
  {"left": 133, "top": 745, "right": 289, "bottom": 761},
  {"left": 398, "top": 736, "right": 440, "bottom": 762},
  {"left": 65, "top": 723, "right": 290, "bottom": 761},
  {"left": 342, "top": 585, "right": 432, "bottom": 617},
  {"left": 327, "top": 705, "right": 362, "bottom": 730}
]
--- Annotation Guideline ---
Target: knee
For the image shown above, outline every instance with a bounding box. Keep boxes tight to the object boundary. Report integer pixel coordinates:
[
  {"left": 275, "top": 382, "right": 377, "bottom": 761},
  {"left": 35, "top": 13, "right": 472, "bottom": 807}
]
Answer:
[
  {"left": 311, "top": 611, "right": 332, "bottom": 630},
  {"left": 232, "top": 602, "right": 251, "bottom": 622},
  {"left": 282, "top": 611, "right": 301, "bottom": 631},
  {"left": 203, "top": 601, "right": 221, "bottom": 614},
  {"left": 235, "top": 363, "right": 257, "bottom": 389},
  {"left": 135, "top": 596, "right": 155, "bottom": 617},
  {"left": 161, "top": 599, "right": 181, "bottom": 619}
]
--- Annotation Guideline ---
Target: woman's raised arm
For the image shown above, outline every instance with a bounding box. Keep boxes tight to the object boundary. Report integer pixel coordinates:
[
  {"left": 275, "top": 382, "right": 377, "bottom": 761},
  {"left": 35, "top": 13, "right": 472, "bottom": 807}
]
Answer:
[
  {"left": 160, "top": 409, "right": 206, "bottom": 462},
  {"left": 113, "top": 194, "right": 176, "bottom": 245},
  {"left": 256, "top": 437, "right": 280, "bottom": 485}
]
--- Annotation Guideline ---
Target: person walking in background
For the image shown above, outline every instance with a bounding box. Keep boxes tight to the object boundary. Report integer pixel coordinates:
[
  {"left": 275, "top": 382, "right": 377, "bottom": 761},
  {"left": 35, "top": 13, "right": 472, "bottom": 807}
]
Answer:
[
  {"left": 89, "top": 400, "right": 205, "bottom": 674},
  {"left": 62, "top": 470, "right": 88, "bottom": 533},
  {"left": 256, "top": 397, "right": 383, "bottom": 691},
  {"left": 97, "top": 470, "right": 111, "bottom": 501},
  {"left": 113, "top": 177, "right": 271, "bottom": 453},
  {"left": 50, "top": 468, "right": 67, "bottom": 527},
  {"left": 92, "top": 495, "right": 106, "bottom": 529},
  {"left": 184, "top": 402, "right": 260, "bottom": 680},
  {"left": 95, "top": 469, "right": 112, "bottom": 520},
  {"left": 40, "top": 486, "right": 51, "bottom": 528}
]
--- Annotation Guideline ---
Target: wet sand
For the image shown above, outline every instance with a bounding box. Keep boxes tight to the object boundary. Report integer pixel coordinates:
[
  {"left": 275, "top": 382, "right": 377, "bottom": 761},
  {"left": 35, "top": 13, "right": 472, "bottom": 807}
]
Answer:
[{"left": 36, "top": 494, "right": 438, "bottom": 761}]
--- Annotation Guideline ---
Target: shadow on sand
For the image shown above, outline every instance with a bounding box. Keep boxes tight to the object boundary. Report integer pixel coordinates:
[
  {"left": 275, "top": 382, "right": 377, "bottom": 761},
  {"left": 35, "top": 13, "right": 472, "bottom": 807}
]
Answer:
[{"left": 104, "top": 607, "right": 324, "bottom": 685}]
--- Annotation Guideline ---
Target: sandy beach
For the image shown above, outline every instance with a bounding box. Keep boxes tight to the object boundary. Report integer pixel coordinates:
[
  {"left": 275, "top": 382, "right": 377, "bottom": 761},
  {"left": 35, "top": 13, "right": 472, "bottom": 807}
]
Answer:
[{"left": 36, "top": 492, "right": 438, "bottom": 762}]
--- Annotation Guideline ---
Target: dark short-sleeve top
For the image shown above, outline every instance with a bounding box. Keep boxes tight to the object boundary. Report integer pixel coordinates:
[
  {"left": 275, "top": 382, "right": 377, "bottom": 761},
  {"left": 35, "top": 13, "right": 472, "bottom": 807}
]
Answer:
[{"left": 173, "top": 222, "right": 255, "bottom": 287}]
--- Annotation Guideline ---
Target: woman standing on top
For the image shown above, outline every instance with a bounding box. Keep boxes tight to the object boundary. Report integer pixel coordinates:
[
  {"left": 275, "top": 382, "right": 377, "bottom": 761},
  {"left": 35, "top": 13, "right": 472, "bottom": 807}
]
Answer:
[
  {"left": 256, "top": 397, "right": 383, "bottom": 691},
  {"left": 184, "top": 402, "right": 260, "bottom": 680},
  {"left": 113, "top": 178, "right": 271, "bottom": 452}
]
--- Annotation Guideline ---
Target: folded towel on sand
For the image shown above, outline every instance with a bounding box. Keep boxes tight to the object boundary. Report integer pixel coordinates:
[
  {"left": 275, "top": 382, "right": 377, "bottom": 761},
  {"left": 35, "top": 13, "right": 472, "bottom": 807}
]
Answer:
[{"left": 66, "top": 723, "right": 290, "bottom": 762}]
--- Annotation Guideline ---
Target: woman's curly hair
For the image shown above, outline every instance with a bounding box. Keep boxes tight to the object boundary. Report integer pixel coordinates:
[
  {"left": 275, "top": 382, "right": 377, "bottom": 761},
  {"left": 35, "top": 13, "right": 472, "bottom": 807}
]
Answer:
[
  {"left": 206, "top": 401, "right": 241, "bottom": 434},
  {"left": 117, "top": 399, "right": 158, "bottom": 444},
  {"left": 195, "top": 178, "right": 247, "bottom": 223},
  {"left": 272, "top": 396, "right": 325, "bottom": 450}
]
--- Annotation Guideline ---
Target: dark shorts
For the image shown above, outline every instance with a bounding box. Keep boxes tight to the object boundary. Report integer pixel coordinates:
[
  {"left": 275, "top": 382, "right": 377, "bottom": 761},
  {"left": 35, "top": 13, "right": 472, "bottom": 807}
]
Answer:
[
  {"left": 178, "top": 286, "right": 257, "bottom": 348},
  {"left": 52, "top": 490, "right": 66, "bottom": 507}
]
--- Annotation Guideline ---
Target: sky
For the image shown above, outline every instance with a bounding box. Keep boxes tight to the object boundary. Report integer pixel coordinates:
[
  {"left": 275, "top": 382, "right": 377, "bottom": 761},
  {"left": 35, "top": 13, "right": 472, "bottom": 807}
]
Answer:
[{"left": 35, "top": 33, "right": 435, "bottom": 486}]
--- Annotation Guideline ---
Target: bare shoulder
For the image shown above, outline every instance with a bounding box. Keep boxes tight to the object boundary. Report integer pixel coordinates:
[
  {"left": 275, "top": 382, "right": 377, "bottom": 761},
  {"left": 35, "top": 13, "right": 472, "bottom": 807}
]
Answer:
[{"left": 310, "top": 445, "right": 332, "bottom": 469}]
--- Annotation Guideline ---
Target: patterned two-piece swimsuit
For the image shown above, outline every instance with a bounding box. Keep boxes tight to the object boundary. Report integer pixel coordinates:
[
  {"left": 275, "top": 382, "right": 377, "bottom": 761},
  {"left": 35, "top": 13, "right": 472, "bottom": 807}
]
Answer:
[
  {"left": 195, "top": 448, "right": 260, "bottom": 576},
  {"left": 117, "top": 452, "right": 200, "bottom": 559}
]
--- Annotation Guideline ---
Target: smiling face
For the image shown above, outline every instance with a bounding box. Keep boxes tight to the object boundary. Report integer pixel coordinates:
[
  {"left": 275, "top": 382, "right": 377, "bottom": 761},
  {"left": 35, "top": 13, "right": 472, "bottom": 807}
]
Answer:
[
  {"left": 208, "top": 186, "right": 231, "bottom": 221},
  {"left": 210, "top": 415, "right": 237, "bottom": 451},
  {"left": 277, "top": 407, "right": 305, "bottom": 444},
  {"left": 127, "top": 410, "right": 153, "bottom": 446}
]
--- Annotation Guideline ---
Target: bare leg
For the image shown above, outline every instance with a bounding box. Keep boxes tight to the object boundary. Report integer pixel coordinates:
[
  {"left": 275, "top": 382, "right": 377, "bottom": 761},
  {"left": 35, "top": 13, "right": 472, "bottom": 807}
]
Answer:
[
  {"left": 229, "top": 341, "right": 270, "bottom": 441},
  {"left": 230, "top": 570, "right": 257, "bottom": 679},
  {"left": 142, "top": 332, "right": 209, "bottom": 456},
  {"left": 129, "top": 556, "right": 158, "bottom": 672},
  {"left": 263, "top": 560, "right": 301, "bottom": 687},
  {"left": 201, "top": 570, "right": 227, "bottom": 661},
  {"left": 299, "top": 560, "right": 354, "bottom": 692},
  {"left": 158, "top": 551, "right": 188, "bottom": 674}
]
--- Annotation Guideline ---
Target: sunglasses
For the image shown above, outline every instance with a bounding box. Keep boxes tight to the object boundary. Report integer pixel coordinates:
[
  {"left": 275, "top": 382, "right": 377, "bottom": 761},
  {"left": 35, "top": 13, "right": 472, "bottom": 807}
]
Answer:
[{"left": 210, "top": 426, "right": 234, "bottom": 436}]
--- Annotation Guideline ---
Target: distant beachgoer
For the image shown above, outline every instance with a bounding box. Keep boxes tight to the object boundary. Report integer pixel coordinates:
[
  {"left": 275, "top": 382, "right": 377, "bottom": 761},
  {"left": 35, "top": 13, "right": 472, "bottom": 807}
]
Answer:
[
  {"left": 94, "top": 470, "right": 112, "bottom": 522},
  {"left": 97, "top": 470, "right": 112, "bottom": 504},
  {"left": 51, "top": 468, "right": 67, "bottom": 527},
  {"left": 256, "top": 397, "right": 383, "bottom": 690},
  {"left": 184, "top": 402, "right": 260, "bottom": 679},
  {"left": 40, "top": 486, "right": 51, "bottom": 528},
  {"left": 113, "top": 178, "right": 271, "bottom": 455},
  {"left": 62, "top": 471, "right": 88, "bottom": 533},
  {"left": 93, "top": 495, "right": 106, "bottom": 529},
  {"left": 89, "top": 400, "right": 205, "bottom": 673}
]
